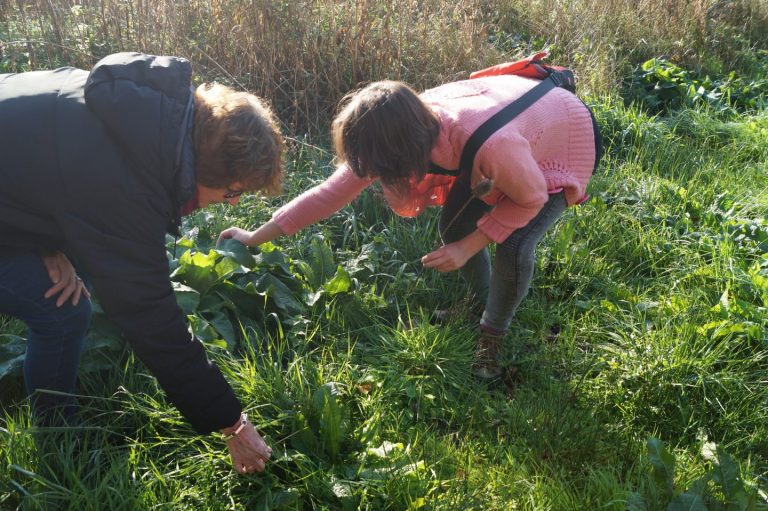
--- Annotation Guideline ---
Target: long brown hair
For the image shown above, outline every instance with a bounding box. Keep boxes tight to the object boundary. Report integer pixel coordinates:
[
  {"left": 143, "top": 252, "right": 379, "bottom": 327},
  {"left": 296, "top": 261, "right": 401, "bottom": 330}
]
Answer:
[
  {"left": 332, "top": 81, "right": 440, "bottom": 194},
  {"left": 193, "top": 83, "right": 284, "bottom": 195}
]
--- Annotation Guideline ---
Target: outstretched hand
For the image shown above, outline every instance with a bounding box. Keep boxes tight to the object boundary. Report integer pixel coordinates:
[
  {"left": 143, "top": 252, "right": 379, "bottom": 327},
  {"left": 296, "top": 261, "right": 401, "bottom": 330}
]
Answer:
[
  {"left": 218, "top": 221, "right": 285, "bottom": 249},
  {"left": 421, "top": 241, "right": 473, "bottom": 272},
  {"left": 421, "top": 230, "right": 492, "bottom": 273},
  {"left": 217, "top": 226, "right": 255, "bottom": 246},
  {"left": 224, "top": 417, "right": 272, "bottom": 474},
  {"left": 41, "top": 251, "right": 90, "bottom": 307}
]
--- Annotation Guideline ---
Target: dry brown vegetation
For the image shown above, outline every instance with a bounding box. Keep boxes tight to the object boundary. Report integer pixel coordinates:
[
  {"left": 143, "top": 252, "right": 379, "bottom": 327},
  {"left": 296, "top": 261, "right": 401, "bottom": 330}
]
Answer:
[{"left": 1, "top": 0, "right": 766, "bottom": 133}]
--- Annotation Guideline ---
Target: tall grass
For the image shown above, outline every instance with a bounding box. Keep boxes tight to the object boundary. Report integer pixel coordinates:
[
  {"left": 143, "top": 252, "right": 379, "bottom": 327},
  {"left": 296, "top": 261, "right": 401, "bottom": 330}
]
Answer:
[
  {"left": 493, "top": 0, "right": 768, "bottom": 91},
  {"left": 2, "top": 0, "right": 766, "bottom": 132}
]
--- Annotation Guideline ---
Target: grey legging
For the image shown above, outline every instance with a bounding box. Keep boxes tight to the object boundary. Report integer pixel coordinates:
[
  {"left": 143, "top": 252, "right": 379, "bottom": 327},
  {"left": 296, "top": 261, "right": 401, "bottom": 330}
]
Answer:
[{"left": 438, "top": 171, "right": 568, "bottom": 332}]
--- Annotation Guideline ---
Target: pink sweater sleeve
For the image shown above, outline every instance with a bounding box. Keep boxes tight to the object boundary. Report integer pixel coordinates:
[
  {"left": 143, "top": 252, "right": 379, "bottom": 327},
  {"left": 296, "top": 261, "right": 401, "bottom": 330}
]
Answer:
[
  {"left": 272, "top": 164, "right": 373, "bottom": 235},
  {"left": 475, "top": 134, "right": 549, "bottom": 243}
]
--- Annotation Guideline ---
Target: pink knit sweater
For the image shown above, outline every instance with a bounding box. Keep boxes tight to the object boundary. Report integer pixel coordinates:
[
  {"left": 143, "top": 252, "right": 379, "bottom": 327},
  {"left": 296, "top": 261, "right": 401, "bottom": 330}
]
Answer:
[{"left": 273, "top": 75, "right": 596, "bottom": 243}]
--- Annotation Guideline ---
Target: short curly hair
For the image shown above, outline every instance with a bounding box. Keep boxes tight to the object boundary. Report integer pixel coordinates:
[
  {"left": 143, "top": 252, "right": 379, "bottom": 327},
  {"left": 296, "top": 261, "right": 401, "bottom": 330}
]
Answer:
[
  {"left": 193, "top": 83, "right": 284, "bottom": 195},
  {"left": 332, "top": 81, "right": 440, "bottom": 195}
]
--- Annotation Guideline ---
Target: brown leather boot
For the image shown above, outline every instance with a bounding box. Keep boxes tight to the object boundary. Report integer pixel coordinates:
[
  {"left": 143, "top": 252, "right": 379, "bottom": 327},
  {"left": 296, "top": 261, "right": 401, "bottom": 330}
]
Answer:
[{"left": 472, "top": 326, "right": 503, "bottom": 380}]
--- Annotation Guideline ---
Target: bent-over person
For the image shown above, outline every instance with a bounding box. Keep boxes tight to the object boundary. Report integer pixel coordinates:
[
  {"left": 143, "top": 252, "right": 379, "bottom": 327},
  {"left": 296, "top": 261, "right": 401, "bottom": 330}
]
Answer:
[{"left": 0, "top": 52, "right": 281, "bottom": 474}]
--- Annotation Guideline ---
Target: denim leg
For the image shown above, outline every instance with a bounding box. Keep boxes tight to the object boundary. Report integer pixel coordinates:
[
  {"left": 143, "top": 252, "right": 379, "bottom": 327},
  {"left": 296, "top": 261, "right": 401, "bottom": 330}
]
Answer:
[
  {"left": 0, "top": 249, "right": 91, "bottom": 424},
  {"left": 481, "top": 192, "right": 568, "bottom": 332},
  {"left": 439, "top": 172, "right": 493, "bottom": 302}
]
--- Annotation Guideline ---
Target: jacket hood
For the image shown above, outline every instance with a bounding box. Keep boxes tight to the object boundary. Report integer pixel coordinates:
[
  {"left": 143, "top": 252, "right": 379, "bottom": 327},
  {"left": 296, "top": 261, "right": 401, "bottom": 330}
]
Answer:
[{"left": 84, "top": 52, "right": 193, "bottom": 186}]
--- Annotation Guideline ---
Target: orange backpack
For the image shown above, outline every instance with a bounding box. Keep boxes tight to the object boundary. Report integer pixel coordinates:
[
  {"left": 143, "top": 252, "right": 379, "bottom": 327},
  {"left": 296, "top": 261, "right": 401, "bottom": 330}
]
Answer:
[{"left": 469, "top": 50, "right": 575, "bottom": 92}]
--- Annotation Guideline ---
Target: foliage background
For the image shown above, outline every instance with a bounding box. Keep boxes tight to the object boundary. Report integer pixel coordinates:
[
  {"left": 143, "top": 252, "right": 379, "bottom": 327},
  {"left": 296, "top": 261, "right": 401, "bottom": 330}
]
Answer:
[{"left": 2, "top": 0, "right": 767, "bottom": 131}]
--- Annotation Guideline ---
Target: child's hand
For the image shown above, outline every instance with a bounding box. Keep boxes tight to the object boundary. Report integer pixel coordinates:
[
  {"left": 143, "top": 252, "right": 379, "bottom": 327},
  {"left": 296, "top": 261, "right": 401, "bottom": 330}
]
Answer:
[
  {"left": 422, "top": 229, "right": 492, "bottom": 272},
  {"left": 218, "top": 227, "right": 255, "bottom": 246},
  {"left": 421, "top": 242, "right": 471, "bottom": 272}
]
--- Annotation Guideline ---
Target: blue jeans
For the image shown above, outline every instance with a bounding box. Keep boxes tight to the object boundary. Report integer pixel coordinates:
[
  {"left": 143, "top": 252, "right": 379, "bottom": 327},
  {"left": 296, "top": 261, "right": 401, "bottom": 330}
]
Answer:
[
  {"left": 439, "top": 172, "right": 568, "bottom": 332},
  {"left": 0, "top": 249, "right": 92, "bottom": 424}
]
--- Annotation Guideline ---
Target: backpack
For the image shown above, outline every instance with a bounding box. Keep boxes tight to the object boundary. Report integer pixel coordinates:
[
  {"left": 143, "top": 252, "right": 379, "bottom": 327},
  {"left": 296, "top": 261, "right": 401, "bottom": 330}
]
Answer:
[
  {"left": 469, "top": 50, "right": 576, "bottom": 92},
  {"left": 429, "top": 50, "right": 576, "bottom": 177}
]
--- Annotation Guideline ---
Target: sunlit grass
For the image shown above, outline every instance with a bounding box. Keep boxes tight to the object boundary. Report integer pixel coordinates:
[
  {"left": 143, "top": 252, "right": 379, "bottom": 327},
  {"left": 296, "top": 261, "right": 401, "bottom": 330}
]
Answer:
[
  {"left": 2, "top": 94, "right": 768, "bottom": 509},
  {"left": 2, "top": 5, "right": 768, "bottom": 507}
]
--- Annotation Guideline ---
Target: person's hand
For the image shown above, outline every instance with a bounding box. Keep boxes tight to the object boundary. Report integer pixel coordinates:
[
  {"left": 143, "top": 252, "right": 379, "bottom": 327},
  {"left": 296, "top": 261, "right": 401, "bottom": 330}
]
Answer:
[
  {"left": 421, "top": 241, "right": 473, "bottom": 272},
  {"left": 41, "top": 251, "right": 90, "bottom": 307},
  {"left": 223, "top": 414, "right": 272, "bottom": 474},
  {"left": 217, "top": 226, "right": 255, "bottom": 246},
  {"left": 422, "top": 229, "right": 492, "bottom": 273}
]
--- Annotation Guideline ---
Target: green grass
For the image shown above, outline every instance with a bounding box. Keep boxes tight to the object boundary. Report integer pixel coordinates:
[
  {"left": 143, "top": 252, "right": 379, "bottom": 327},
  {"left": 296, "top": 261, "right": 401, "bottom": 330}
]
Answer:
[
  {"left": 2, "top": 96, "right": 766, "bottom": 510},
  {"left": 3, "top": 2, "right": 768, "bottom": 507}
]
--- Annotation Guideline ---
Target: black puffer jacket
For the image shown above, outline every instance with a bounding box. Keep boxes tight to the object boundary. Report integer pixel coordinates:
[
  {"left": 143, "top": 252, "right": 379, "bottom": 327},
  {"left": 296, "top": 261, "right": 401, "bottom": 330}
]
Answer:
[{"left": 0, "top": 53, "right": 241, "bottom": 433}]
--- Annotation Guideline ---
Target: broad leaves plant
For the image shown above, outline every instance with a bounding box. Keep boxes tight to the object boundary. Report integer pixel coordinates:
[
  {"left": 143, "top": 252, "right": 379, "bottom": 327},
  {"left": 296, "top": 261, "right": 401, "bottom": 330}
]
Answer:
[{"left": 0, "top": 237, "right": 353, "bottom": 381}]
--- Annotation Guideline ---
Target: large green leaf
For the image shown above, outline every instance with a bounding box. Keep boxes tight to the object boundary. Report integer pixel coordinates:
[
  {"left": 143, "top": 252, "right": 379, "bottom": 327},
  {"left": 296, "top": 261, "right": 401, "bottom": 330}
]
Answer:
[
  {"left": 366, "top": 441, "right": 404, "bottom": 460},
  {"left": 84, "top": 313, "right": 124, "bottom": 350},
  {"left": 256, "top": 244, "right": 294, "bottom": 276},
  {"left": 172, "top": 250, "right": 220, "bottom": 292},
  {"left": 313, "top": 382, "right": 346, "bottom": 461},
  {"left": 253, "top": 274, "right": 305, "bottom": 315},
  {"left": 207, "top": 310, "right": 238, "bottom": 351},
  {"left": 324, "top": 266, "right": 352, "bottom": 296},
  {"left": 187, "top": 315, "right": 228, "bottom": 350},
  {"left": 214, "top": 238, "right": 256, "bottom": 268},
  {"left": 172, "top": 282, "right": 200, "bottom": 315},
  {"left": 667, "top": 492, "right": 707, "bottom": 511},
  {"left": 307, "top": 237, "right": 335, "bottom": 288},
  {"left": 307, "top": 265, "right": 354, "bottom": 306},
  {"left": 211, "top": 283, "right": 266, "bottom": 319},
  {"left": 213, "top": 256, "right": 246, "bottom": 280},
  {"left": 711, "top": 449, "right": 747, "bottom": 504},
  {"left": 291, "top": 410, "right": 320, "bottom": 453},
  {"left": 626, "top": 493, "right": 647, "bottom": 511},
  {"left": 648, "top": 438, "right": 676, "bottom": 499},
  {"left": 0, "top": 334, "right": 26, "bottom": 380}
]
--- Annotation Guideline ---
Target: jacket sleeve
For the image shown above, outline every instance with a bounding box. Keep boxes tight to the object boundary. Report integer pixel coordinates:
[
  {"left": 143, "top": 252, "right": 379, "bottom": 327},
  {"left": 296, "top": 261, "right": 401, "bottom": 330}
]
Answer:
[
  {"left": 474, "top": 133, "right": 549, "bottom": 243},
  {"left": 58, "top": 209, "right": 241, "bottom": 434}
]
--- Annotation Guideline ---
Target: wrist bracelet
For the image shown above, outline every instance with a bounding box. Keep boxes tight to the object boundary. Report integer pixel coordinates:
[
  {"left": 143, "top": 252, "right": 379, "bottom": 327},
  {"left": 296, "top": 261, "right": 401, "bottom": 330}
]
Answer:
[{"left": 222, "top": 413, "right": 248, "bottom": 442}]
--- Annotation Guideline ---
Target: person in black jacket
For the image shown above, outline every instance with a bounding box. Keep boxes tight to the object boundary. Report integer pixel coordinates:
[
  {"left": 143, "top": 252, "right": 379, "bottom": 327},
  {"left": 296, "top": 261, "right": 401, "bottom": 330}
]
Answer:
[{"left": 0, "top": 53, "right": 281, "bottom": 474}]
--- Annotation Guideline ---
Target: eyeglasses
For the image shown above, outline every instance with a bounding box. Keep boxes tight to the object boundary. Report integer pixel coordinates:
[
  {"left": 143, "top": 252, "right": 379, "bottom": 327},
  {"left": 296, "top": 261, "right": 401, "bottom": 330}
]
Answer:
[{"left": 223, "top": 187, "right": 245, "bottom": 199}]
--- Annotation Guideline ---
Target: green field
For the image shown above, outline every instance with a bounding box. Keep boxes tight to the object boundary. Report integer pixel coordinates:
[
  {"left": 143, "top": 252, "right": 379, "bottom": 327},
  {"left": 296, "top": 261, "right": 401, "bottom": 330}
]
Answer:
[{"left": 1, "top": 1, "right": 767, "bottom": 509}]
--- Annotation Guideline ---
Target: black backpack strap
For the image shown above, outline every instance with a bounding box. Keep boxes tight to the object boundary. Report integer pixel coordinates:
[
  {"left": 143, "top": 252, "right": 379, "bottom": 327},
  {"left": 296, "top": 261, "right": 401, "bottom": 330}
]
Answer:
[
  {"left": 458, "top": 73, "right": 559, "bottom": 174},
  {"left": 541, "top": 67, "right": 576, "bottom": 93},
  {"left": 426, "top": 70, "right": 573, "bottom": 176},
  {"left": 427, "top": 162, "right": 461, "bottom": 176}
]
